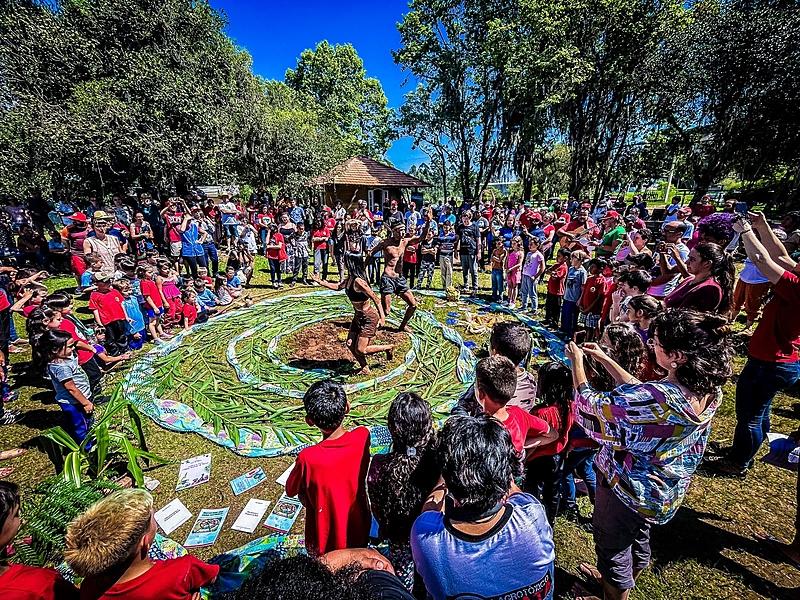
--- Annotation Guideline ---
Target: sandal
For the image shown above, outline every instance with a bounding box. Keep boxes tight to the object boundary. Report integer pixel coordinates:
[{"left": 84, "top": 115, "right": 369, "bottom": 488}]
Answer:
[{"left": 576, "top": 562, "right": 604, "bottom": 596}]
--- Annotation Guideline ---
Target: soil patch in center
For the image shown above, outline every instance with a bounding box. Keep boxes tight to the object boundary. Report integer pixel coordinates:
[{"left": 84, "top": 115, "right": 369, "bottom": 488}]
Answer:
[{"left": 280, "top": 319, "right": 411, "bottom": 378}]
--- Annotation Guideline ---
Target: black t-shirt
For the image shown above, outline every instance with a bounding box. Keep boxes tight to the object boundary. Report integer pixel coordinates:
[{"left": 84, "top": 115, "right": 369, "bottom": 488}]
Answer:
[
  {"left": 420, "top": 239, "right": 437, "bottom": 263},
  {"left": 359, "top": 569, "right": 415, "bottom": 600},
  {"left": 456, "top": 221, "right": 481, "bottom": 255}
]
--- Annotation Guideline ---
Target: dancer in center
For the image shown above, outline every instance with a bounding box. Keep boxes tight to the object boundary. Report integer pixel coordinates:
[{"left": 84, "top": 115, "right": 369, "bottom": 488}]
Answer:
[
  {"left": 370, "top": 207, "right": 432, "bottom": 332},
  {"left": 311, "top": 252, "right": 393, "bottom": 375}
]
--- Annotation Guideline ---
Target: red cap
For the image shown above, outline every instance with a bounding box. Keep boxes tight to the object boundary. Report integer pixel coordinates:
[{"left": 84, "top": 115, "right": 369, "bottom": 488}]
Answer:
[
  {"left": 531, "top": 212, "right": 542, "bottom": 221},
  {"left": 603, "top": 210, "right": 621, "bottom": 220},
  {"left": 68, "top": 212, "right": 88, "bottom": 223}
]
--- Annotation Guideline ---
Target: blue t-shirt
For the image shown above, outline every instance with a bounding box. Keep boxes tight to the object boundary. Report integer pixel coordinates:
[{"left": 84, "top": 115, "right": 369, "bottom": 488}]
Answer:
[
  {"left": 196, "top": 289, "right": 218, "bottom": 310},
  {"left": 122, "top": 296, "right": 145, "bottom": 333},
  {"left": 564, "top": 265, "right": 587, "bottom": 303},
  {"left": 227, "top": 275, "right": 241, "bottom": 288},
  {"left": 80, "top": 271, "right": 94, "bottom": 288},
  {"left": 411, "top": 493, "right": 555, "bottom": 600}
]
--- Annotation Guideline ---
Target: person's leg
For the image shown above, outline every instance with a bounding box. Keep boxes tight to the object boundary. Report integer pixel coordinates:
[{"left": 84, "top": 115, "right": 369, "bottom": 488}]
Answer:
[
  {"left": 491, "top": 269, "right": 500, "bottom": 299},
  {"left": 469, "top": 255, "right": 478, "bottom": 292},
  {"left": 744, "top": 281, "right": 770, "bottom": 325},
  {"left": 730, "top": 278, "right": 746, "bottom": 321},
  {"left": 81, "top": 356, "right": 104, "bottom": 398},
  {"left": 631, "top": 520, "right": 653, "bottom": 582},
  {"left": 321, "top": 249, "right": 329, "bottom": 280},
  {"left": 577, "top": 450, "right": 597, "bottom": 505},
  {"left": 531, "top": 278, "right": 540, "bottom": 312},
  {"left": 60, "top": 402, "right": 91, "bottom": 444},
  {"left": 729, "top": 359, "right": 800, "bottom": 469},
  {"left": 520, "top": 275, "right": 530, "bottom": 309},
  {"left": 357, "top": 335, "right": 394, "bottom": 357},
  {"left": 314, "top": 248, "right": 322, "bottom": 276},
  {"left": 260, "top": 228, "right": 268, "bottom": 256},
  {"left": 460, "top": 254, "right": 470, "bottom": 289},
  {"left": 397, "top": 290, "right": 418, "bottom": 332},
  {"left": 589, "top": 480, "right": 641, "bottom": 600}
]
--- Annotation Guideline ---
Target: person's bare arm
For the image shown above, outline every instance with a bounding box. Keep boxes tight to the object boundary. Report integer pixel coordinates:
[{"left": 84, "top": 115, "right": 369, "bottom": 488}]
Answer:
[
  {"left": 355, "top": 277, "right": 386, "bottom": 325},
  {"left": 311, "top": 272, "right": 346, "bottom": 290},
  {"left": 749, "top": 211, "right": 796, "bottom": 271},
  {"left": 735, "top": 220, "right": 789, "bottom": 284},
  {"left": 63, "top": 379, "right": 93, "bottom": 413},
  {"left": 421, "top": 476, "right": 447, "bottom": 513},
  {"left": 669, "top": 245, "right": 690, "bottom": 277}
]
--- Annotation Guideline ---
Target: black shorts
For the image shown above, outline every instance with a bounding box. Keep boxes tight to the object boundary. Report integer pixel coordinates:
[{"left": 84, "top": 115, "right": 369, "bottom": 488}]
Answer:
[{"left": 380, "top": 273, "right": 410, "bottom": 295}]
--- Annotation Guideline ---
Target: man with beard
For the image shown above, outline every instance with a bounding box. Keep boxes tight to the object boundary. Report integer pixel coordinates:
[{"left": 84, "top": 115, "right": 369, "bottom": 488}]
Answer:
[
  {"left": 556, "top": 203, "right": 596, "bottom": 252},
  {"left": 369, "top": 208, "right": 432, "bottom": 332}
]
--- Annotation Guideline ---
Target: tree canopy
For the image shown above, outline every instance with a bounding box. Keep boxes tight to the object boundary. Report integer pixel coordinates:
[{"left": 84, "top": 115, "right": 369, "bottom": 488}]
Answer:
[{"left": 0, "top": 1, "right": 390, "bottom": 197}]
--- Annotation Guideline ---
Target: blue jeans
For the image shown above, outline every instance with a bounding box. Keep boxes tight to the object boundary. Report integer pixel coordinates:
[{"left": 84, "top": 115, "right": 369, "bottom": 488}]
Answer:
[
  {"left": 729, "top": 357, "right": 800, "bottom": 468},
  {"left": 560, "top": 299, "right": 580, "bottom": 338},
  {"left": 260, "top": 228, "right": 268, "bottom": 255},
  {"left": 562, "top": 447, "right": 597, "bottom": 508},
  {"left": 519, "top": 274, "right": 538, "bottom": 310},
  {"left": 491, "top": 268, "right": 504, "bottom": 300},
  {"left": 203, "top": 242, "right": 218, "bottom": 276},
  {"left": 60, "top": 402, "right": 93, "bottom": 445}
]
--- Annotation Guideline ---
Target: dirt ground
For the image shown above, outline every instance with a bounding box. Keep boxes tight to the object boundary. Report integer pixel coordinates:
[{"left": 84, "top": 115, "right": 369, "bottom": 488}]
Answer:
[{"left": 281, "top": 318, "right": 410, "bottom": 373}]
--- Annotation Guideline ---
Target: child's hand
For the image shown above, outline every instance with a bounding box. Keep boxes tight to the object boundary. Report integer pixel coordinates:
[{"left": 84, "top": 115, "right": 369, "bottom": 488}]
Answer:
[
  {"left": 83, "top": 402, "right": 94, "bottom": 414},
  {"left": 133, "top": 333, "right": 142, "bottom": 340}
]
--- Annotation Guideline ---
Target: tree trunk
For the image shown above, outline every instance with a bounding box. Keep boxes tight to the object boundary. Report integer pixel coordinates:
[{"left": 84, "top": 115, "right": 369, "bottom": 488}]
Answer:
[{"left": 691, "top": 170, "right": 714, "bottom": 204}]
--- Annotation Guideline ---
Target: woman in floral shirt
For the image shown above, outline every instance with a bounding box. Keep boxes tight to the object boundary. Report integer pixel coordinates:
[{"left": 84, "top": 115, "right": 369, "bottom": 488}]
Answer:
[{"left": 566, "top": 309, "right": 733, "bottom": 600}]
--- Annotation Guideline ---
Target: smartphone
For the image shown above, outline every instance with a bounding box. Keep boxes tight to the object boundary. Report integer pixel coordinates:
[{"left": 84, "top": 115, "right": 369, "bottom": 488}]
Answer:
[{"left": 573, "top": 330, "right": 587, "bottom": 344}]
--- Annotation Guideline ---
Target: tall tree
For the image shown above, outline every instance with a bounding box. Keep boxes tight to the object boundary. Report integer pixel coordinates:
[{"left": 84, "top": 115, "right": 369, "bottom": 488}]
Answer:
[
  {"left": 653, "top": 0, "right": 800, "bottom": 203},
  {"left": 394, "top": 0, "right": 519, "bottom": 201},
  {"left": 285, "top": 41, "right": 393, "bottom": 158}
]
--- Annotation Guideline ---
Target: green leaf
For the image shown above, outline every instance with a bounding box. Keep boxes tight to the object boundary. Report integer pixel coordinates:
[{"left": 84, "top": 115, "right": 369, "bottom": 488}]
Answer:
[
  {"left": 42, "top": 427, "right": 80, "bottom": 452},
  {"left": 62, "top": 452, "right": 83, "bottom": 488}
]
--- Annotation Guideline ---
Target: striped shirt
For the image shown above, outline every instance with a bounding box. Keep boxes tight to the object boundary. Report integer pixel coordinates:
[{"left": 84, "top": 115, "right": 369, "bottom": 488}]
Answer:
[{"left": 573, "top": 381, "right": 721, "bottom": 524}]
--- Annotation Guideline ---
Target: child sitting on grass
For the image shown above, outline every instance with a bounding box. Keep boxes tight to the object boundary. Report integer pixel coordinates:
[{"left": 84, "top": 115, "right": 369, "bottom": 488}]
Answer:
[
  {"left": 64, "top": 489, "right": 218, "bottom": 600},
  {"left": 474, "top": 355, "right": 557, "bottom": 455},
  {"left": 0, "top": 481, "right": 78, "bottom": 598},
  {"left": 286, "top": 380, "right": 371, "bottom": 556}
]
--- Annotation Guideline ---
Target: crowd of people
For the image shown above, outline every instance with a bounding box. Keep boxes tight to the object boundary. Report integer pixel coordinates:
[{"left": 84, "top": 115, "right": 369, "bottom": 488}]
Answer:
[{"left": 0, "top": 189, "right": 799, "bottom": 600}]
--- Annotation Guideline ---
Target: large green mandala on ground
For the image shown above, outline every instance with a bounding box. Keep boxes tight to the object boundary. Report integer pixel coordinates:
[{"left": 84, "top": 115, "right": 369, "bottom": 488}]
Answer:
[{"left": 121, "top": 290, "right": 477, "bottom": 457}]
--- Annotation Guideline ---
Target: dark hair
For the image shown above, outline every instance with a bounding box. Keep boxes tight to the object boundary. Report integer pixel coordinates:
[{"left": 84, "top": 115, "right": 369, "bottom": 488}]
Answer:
[
  {"left": 627, "top": 294, "right": 662, "bottom": 319},
  {"left": 0, "top": 481, "right": 20, "bottom": 536},
  {"left": 368, "top": 393, "right": 439, "bottom": 543},
  {"left": 588, "top": 323, "right": 645, "bottom": 391},
  {"left": 475, "top": 355, "right": 517, "bottom": 406},
  {"left": 44, "top": 291, "right": 72, "bottom": 311},
  {"left": 344, "top": 253, "right": 368, "bottom": 283},
  {"left": 625, "top": 253, "right": 654, "bottom": 270},
  {"left": 41, "top": 329, "right": 73, "bottom": 364},
  {"left": 635, "top": 228, "right": 652, "bottom": 242},
  {"left": 536, "top": 361, "right": 572, "bottom": 428},
  {"left": 489, "top": 321, "right": 531, "bottom": 366},
  {"left": 557, "top": 248, "right": 572, "bottom": 259},
  {"left": 303, "top": 380, "right": 348, "bottom": 432},
  {"left": 618, "top": 269, "right": 652, "bottom": 293},
  {"left": 27, "top": 307, "right": 61, "bottom": 371},
  {"left": 438, "top": 415, "right": 521, "bottom": 514},
  {"left": 692, "top": 242, "right": 735, "bottom": 312},
  {"left": 226, "top": 554, "right": 372, "bottom": 600},
  {"left": 652, "top": 309, "right": 732, "bottom": 394},
  {"left": 587, "top": 258, "right": 607, "bottom": 271}
]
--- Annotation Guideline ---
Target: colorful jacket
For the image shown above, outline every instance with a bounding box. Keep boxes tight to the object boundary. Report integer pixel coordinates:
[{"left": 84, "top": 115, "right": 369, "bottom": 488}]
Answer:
[{"left": 573, "top": 381, "right": 721, "bottom": 524}]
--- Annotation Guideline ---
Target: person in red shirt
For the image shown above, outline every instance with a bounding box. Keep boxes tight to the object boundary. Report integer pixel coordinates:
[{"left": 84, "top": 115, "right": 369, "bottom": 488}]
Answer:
[
  {"left": 286, "top": 380, "right": 371, "bottom": 556},
  {"left": 0, "top": 481, "right": 79, "bottom": 600},
  {"left": 543, "top": 249, "right": 570, "bottom": 329},
  {"left": 524, "top": 361, "right": 574, "bottom": 524},
  {"left": 578, "top": 258, "right": 610, "bottom": 341},
  {"left": 64, "top": 489, "right": 218, "bottom": 600},
  {"left": 311, "top": 216, "right": 331, "bottom": 281},
  {"left": 88, "top": 275, "right": 128, "bottom": 356},
  {"left": 136, "top": 265, "right": 168, "bottom": 344},
  {"left": 709, "top": 213, "right": 800, "bottom": 478},
  {"left": 474, "top": 356, "right": 557, "bottom": 456},
  {"left": 556, "top": 205, "right": 596, "bottom": 252},
  {"left": 180, "top": 289, "right": 198, "bottom": 330}
]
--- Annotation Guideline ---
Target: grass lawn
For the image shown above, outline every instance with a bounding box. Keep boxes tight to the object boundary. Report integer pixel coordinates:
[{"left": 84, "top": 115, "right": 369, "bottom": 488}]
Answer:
[{"left": 2, "top": 255, "right": 799, "bottom": 599}]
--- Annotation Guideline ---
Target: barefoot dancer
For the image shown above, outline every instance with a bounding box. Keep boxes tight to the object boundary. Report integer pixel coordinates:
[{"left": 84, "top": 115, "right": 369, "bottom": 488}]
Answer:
[
  {"left": 369, "top": 208, "right": 432, "bottom": 332},
  {"left": 312, "top": 253, "right": 393, "bottom": 375}
]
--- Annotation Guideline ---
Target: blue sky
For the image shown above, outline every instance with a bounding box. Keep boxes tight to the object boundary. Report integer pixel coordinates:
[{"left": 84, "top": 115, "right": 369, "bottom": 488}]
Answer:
[{"left": 210, "top": 0, "right": 426, "bottom": 171}]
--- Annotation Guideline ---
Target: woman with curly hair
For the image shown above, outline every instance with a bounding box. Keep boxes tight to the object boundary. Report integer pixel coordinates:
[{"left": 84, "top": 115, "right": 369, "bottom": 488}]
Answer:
[
  {"left": 367, "top": 392, "right": 439, "bottom": 591},
  {"left": 567, "top": 309, "right": 733, "bottom": 600}
]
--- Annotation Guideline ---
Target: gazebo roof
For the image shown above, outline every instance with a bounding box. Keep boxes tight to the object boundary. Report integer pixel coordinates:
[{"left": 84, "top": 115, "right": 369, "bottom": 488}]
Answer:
[{"left": 307, "top": 156, "right": 431, "bottom": 188}]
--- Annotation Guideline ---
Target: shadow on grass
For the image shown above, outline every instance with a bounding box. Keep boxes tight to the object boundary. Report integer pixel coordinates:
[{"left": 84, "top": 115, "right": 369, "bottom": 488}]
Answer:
[{"left": 653, "top": 506, "right": 797, "bottom": 599}]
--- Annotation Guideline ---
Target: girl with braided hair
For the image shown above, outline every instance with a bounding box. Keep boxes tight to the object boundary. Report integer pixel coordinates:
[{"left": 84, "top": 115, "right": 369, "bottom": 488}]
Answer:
[{"left": 367, "top": 392, "right": 439, "bottom": 592}]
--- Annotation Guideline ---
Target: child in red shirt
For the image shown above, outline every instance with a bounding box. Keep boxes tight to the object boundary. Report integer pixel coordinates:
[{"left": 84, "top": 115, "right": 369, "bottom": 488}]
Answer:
[
  {"left": 524, "top": 362, "right": 574, "bottom": 524},
  {"left": 87, "top": 275, "right": 128, "bottom": 356},
  {"left": 474, "top": 356, "right": 557, "bottom": 456},
  {"left": 181, "top": 289, "right": 198, "bottom": 330},
  {"left": 286, "top": 380, "right": 371, "bottom": 556},
  {"left": 0, "top": 481, "right": 79, "bottom": 600},
  {"left": 64, "top": 489, "right": 218, "bottom": 600},
  {"left": 544, "top": 249, "right": 569, "bottom": 329},
  {"left": 136, "top": 265, "right": 167, "bottom": 344},
  {"left": 578, "top": 258, "right": 609, "bottom": 341}
]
